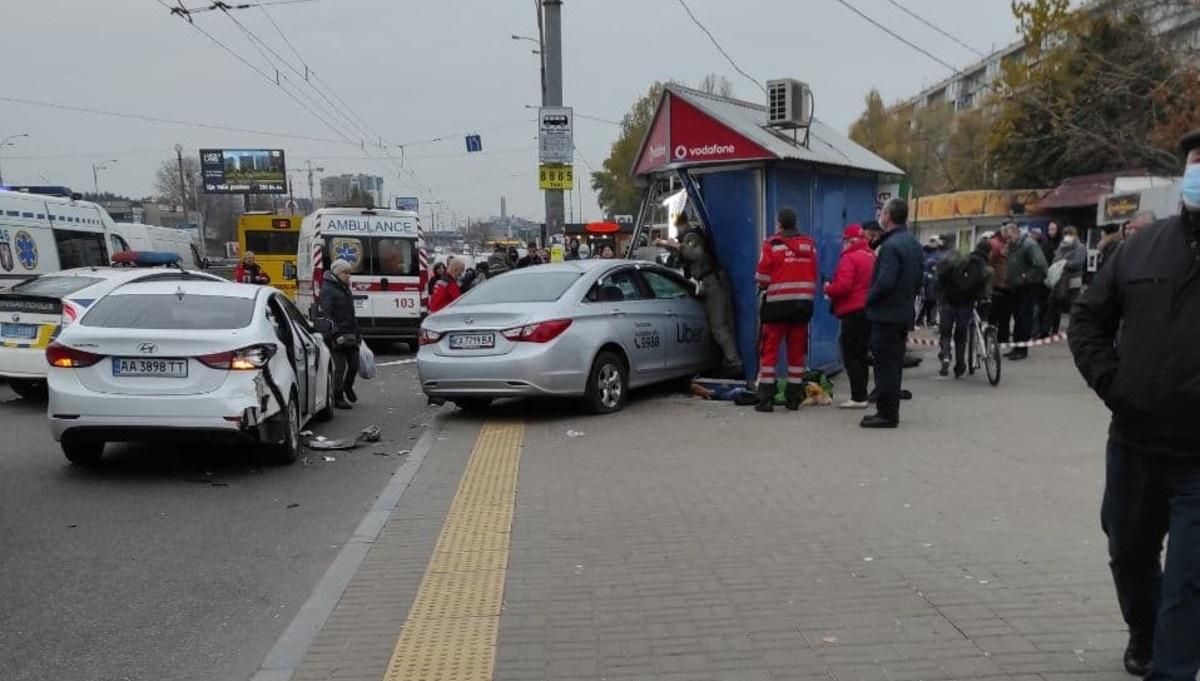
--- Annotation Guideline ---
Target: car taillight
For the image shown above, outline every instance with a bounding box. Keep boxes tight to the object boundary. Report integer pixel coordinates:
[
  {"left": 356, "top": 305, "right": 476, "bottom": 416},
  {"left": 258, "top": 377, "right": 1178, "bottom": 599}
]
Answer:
[
  {"left": 419, "top": 328, "right": 443, "bottom": 346},
  {"left": 61, "top": 301, "right": 83, "bottom": 327},
  {"left": 501, "top": 319, "right": 572, "bottom": 343},
  {"left": 46, "top": 342, "right": 102, "bottom": 368},
  {"left": 198, "top": 344, "right": 277, "bottom": 370}
]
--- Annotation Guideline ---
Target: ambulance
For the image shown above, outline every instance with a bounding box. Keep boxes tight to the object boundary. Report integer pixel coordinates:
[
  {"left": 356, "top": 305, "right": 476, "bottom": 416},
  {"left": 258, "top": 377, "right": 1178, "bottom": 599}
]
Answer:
[
  {"left": 0, "top": 186, "right": 117, "bottom": 290},
  {"left": 296, "top": 207, "right": 427, "bottom": 342}
]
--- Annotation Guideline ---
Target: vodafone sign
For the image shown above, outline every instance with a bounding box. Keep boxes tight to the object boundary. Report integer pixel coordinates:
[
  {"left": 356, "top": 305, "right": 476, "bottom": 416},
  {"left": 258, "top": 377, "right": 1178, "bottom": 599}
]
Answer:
[{"left": 633, "top": 91, "right": 772, "bottom": 175}]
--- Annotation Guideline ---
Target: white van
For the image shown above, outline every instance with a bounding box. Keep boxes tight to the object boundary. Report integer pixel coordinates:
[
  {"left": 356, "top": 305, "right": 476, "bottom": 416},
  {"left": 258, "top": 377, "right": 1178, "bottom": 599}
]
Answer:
[
  {"left": 111, "top": 222, "right": 204, "bottom": 269},
  {"left": 297, "top": 207, "right": 427, "bottom": 342},
  {"left": 0, "top": 187, "right": 116, "bottom": 290}
]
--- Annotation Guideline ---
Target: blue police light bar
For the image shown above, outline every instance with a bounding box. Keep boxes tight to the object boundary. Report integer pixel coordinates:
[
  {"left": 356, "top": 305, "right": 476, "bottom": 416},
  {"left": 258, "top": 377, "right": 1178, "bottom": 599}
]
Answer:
[{"left": 2, "top": 185, "right": 77, "bottom": 198}]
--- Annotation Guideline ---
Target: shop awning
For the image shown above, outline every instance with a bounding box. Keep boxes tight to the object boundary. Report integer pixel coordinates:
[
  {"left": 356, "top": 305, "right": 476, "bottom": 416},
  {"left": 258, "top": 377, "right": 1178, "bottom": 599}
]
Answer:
[{"left": 1037, "top": 173, "right": 1121, "bottom": 210}]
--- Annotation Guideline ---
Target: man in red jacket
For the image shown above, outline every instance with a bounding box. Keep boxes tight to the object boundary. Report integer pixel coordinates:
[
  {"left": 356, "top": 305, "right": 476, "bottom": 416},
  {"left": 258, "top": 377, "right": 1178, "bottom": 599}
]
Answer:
[
  {"left": 755, "top": 207, "right": 818, "bottom": 412},
  {"left": 429, "top": 258, "right": 465, "bottom": 312},
  {"left": 825, "top": 224, "right": 875, "bottom": 408}
]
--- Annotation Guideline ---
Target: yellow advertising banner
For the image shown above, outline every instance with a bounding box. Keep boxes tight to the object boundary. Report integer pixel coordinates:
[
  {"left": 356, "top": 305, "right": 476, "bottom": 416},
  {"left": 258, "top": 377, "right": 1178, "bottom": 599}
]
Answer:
[
  {"left": 915, "top": 189, "right": 1048, "bottom": 221},
  {"left": 539, "top": 164, "right": 574, "bottom": 190}
]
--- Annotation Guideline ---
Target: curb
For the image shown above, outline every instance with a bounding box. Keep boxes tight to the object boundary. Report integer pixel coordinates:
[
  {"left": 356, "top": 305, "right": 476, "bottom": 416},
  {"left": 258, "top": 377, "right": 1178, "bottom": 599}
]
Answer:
[{"left": 249, "top": 421, "right": 441, "bottom": 681}]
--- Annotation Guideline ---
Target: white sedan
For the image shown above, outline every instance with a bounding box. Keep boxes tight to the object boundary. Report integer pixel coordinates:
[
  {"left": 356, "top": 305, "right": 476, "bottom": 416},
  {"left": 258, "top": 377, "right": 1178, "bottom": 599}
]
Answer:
[{"left": 46, "top": 280, "right": 335, "bottom": 465}]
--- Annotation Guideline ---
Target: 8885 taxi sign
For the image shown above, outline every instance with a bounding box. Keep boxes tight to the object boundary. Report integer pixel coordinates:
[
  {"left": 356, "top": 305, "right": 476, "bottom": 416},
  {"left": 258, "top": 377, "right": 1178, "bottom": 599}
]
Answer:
[{"left": 538, "top": 164, "right": 574, "bottom": 190}]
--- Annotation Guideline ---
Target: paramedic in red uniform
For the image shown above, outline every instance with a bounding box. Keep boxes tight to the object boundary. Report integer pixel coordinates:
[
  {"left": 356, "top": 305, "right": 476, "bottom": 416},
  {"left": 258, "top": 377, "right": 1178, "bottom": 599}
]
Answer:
[
  {"left": 754, "top": 207, "right": 818, "bottom": 413},
  {"left": 429, "top": 258, "right": 465, "bottom": 313}
]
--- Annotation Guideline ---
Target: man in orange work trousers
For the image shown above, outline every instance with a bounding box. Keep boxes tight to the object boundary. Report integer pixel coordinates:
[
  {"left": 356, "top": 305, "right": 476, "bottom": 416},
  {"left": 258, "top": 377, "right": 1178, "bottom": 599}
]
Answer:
[{"left": 755, "top": 207, "right": 818, "bottom": 412}]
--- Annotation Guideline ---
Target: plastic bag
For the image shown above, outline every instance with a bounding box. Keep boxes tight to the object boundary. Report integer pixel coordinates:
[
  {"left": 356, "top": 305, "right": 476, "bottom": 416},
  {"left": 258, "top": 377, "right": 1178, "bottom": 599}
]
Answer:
[{"left": 358, "top": 342, "right": 376, "bottom": 380}]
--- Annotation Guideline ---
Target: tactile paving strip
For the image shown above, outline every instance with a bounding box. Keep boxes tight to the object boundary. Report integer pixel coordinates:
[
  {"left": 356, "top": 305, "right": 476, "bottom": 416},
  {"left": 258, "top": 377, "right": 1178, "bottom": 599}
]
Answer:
[{"left": 381, "top": 422, "right": 524, "bottom": 681}]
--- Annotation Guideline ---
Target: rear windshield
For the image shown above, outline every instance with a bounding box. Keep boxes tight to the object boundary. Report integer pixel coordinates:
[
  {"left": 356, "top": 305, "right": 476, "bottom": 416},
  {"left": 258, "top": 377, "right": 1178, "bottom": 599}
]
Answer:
[
  {"left": 81, "top": 294, "right": 255, "bottom": 329},
  {"left": 10, "top": 276, "right": 104, "bottom": 297},
  {"left": 244, "top": 230, "right": 299, "bottom": 256},
  {"left": 458, "top": 272, "right": 581, "bottom": 304}
]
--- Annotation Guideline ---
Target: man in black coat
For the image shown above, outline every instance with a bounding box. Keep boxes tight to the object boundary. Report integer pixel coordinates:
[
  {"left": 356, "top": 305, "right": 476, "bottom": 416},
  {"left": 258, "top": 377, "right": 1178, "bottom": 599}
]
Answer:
[
  {"left": 1069, "top": 130, "right": 1200, "bottom": 680},
  {"left": 319, "top": 259, "right": 360, "bottom": 410},
  {"left": 862, "top": 198, "right": 923, "bottom": 429}
]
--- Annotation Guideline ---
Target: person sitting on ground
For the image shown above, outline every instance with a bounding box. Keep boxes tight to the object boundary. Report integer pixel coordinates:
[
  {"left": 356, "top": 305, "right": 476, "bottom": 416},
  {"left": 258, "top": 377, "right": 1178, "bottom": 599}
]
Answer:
[
  {"left": 430, "top": 258, "right": 465, "bottom": 312},
  {"left": 234, "top": 251, "right": 271, "bottom": 285},
  {"left": 936, "top": 238, "right": 992, "bottom": 378}
]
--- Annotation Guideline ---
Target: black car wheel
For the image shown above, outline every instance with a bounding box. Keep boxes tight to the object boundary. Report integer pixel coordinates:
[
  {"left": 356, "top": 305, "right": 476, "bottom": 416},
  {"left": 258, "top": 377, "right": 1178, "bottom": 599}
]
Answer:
[
  {"left": 9, "top": 379, "right": 48, "bottom": 402},
  {"left": 585, "top": 351, "right": 628, "bottom": 414},
  {"left": 62, "top": 439, "right": 104, "bottom": 466},
  {"left": 274, "top": 394, "right": 302, "bottom": 465}
]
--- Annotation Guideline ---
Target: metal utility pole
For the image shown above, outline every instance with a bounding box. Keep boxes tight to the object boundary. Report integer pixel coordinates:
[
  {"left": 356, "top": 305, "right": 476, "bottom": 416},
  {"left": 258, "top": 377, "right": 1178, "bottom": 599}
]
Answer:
[
  {"left": 0, "top": 133, "right": 30, "bottom": 185},
  {"left": 541, "top": 0, "right": 565, "bottom": 240},
  {"left": 91, "top": 159, "right": 117, "bottom": 196},
  {"left": 175, "top": 144, "right": 188, "bottom": 212},
  {"left": 305, "top": 160, "right": 324, "bottom": 206}
]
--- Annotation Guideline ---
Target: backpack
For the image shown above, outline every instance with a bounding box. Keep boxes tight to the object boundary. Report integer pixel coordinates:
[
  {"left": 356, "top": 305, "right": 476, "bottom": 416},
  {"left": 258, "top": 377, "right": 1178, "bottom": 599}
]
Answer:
[{"left": 1045, "top": 259, "right": 1067, "bottom": 290}]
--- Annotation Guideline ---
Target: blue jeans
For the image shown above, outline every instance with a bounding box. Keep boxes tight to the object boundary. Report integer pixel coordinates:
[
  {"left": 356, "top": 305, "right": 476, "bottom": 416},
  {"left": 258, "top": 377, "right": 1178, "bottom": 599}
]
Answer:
[{"left": 1101, "top": 439, "right": 1200, "bottom": 680}]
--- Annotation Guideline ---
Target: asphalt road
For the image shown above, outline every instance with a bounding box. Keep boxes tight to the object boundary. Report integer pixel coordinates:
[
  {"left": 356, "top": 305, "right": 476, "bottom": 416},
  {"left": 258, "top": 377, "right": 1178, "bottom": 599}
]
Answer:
[{"left": 0, "top": 343, "right": 432, "bottom": 681}]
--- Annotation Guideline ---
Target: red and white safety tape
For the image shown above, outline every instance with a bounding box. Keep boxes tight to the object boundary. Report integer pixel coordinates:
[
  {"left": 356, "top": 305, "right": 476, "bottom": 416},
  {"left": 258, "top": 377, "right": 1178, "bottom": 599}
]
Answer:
[{"left": 907, "top": 332, "right": 1069, "bottom": 350}]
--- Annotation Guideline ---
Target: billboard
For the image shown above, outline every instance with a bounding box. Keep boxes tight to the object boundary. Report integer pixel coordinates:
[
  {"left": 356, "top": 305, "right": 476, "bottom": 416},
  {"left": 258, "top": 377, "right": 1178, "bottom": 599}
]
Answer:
[
  {"left": 200, "top": 148, "right": 287, "bottom": 194},
  {"left": 394, "top": 197, "right": 419, "bottom": 212}
]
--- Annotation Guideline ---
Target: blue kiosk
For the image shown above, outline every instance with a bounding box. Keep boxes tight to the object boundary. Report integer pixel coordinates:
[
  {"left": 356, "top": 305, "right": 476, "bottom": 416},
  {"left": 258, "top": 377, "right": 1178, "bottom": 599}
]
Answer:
[{"left": 629, "top": 84, "right": 903, "bottom": 379}]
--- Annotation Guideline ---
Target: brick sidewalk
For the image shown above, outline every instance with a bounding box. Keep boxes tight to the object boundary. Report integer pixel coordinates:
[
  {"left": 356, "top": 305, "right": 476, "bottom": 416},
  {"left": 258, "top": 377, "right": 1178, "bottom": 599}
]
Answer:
[{"left": 284, "top": 343, "right": 1131, "bottom": 681}]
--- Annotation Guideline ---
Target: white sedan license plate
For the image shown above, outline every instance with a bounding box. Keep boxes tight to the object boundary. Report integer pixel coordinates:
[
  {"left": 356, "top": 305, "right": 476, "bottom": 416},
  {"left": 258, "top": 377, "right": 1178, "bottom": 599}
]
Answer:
[
  {"left": 112, "top": 357, "right": 188, "bottom": 378},
  {"left": 450, "top": 333, "right": 495, "bottom": 350}
]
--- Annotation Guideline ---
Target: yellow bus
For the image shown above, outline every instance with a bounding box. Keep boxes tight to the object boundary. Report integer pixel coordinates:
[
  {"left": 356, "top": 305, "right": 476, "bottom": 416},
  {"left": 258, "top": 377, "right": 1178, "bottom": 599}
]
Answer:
[{"left": 237, "top": 212, "right": 301, "bottom": 299}]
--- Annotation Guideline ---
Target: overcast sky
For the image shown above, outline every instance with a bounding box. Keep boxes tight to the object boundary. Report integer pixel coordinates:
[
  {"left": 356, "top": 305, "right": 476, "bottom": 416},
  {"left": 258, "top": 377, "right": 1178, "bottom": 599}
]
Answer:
[{"left": 0, "top": 0, "right": 1022, "bottom": 226}]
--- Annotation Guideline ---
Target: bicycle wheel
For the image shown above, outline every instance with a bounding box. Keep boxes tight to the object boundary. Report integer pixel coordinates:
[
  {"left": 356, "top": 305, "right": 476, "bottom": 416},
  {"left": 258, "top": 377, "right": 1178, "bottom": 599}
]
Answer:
[
  {"left": 967, "top": 323, "right": 977, "bottom": 375},
  {"left": 984, "top": 326, "right": 1002, "bottom": 386}
]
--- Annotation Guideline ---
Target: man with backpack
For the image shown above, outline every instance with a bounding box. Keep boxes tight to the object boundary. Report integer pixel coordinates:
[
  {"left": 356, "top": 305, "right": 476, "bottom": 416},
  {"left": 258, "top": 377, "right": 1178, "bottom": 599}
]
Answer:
[{"left": 936, "top": 239, "right": 992, "bottom": 378}]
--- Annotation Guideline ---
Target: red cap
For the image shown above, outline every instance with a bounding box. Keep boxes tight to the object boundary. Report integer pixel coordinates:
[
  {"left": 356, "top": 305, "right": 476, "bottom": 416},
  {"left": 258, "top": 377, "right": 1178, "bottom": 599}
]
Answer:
[{"left": 843, "top": 224, "right": 864, "bottom": 240}]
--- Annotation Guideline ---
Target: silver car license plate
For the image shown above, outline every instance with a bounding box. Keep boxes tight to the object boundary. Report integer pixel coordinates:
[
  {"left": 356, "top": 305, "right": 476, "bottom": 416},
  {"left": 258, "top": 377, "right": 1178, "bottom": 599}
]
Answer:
[
  {"left": 449, "top": 333, "right": 495, "bottom": 350},
  {"left": 112, "top": 357, "right": 188, "bottom": 378}
]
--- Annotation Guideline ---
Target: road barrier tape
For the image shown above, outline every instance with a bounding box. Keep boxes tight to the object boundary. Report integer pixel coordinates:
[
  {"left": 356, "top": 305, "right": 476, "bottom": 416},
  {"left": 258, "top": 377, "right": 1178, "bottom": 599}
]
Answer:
[{"left": 907, "top": 332, "right": 1069, "bottom": 351}]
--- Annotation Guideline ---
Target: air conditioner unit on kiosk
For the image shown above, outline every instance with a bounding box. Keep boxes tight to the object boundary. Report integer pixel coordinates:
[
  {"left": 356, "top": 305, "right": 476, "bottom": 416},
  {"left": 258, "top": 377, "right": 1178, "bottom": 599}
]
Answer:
[{"left": 766, "top": 79, "right": 812, "bottom": 129}]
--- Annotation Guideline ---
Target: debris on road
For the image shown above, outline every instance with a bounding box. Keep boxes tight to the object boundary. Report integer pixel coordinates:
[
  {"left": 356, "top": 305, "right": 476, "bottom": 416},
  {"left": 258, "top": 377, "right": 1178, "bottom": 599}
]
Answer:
[
  {"left": 286, "top": 503, "right": 300, "bottom": 509},
  {"left": 308, "top": 426, "right": 383, "bottom": 451},
  {"left": 566, "top": 430, "right": 585, "bottom": 438},
  {"left": 322, "top": 456, "right": 336, "bottom": 463},
  {"left": 821, "top": 636, "right": 838, "bottom": 645}
]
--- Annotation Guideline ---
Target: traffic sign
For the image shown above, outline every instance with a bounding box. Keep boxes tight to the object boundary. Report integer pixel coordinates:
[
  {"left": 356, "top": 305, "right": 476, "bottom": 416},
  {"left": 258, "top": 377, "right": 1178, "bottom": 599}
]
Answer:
[
  {"left": 538, "top": 164, "right": 573, "bottom": 190},
  {"left": 538, "top": 106, "right": 574, "bottom": 164},
  {"left": 465, "top": 134, "right": 483, "bottom": 153}
]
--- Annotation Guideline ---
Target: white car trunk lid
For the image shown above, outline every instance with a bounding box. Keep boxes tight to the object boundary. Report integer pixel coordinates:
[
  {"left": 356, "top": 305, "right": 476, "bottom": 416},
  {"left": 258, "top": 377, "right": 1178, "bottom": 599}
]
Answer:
[{"left": 68, "top": 328, "right": 258, "bottom": 396}]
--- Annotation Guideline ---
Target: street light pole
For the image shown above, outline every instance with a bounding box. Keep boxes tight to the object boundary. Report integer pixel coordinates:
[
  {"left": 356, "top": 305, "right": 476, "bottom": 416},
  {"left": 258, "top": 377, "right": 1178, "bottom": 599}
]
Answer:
[
  {"left": 541, "top": 0, "right": 565, "bottom": 242},
  {"left": 91, "top": 159, "right": 117, "bottom": 196},
  {"left": 0, "top": 133, "right": 30, "bottom": 185}
]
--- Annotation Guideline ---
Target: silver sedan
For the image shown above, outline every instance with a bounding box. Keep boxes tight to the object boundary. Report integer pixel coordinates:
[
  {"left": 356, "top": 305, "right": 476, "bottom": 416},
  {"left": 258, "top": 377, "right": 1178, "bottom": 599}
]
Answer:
[{"left": 417, "top": 260, "right": 712, "bottom": 413}]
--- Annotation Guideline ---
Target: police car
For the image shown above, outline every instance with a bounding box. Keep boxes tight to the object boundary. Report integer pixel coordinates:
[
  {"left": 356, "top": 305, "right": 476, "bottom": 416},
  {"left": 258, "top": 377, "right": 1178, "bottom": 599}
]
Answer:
[{"left": 0, "top": 261, "right": 221, "bottom": 400}]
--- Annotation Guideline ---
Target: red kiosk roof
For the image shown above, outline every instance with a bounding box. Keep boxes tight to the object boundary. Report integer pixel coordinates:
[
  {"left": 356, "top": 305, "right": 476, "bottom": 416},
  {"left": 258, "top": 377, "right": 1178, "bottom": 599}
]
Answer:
[{"left": 631, "top": 85, "right": 903, "bottom": 177}]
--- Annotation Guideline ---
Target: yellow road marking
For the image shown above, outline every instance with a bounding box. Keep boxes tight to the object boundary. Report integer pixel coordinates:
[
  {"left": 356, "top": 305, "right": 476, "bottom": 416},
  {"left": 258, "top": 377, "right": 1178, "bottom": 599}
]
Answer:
[{"left": 382, "top": 421, "right": 523, "bottom": 681}]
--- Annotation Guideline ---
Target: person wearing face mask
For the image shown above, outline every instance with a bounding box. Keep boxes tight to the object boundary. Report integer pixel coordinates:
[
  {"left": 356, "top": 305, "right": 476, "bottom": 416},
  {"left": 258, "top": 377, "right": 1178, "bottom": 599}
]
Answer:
[
  {"left": 1000, "top": 223, "right": 1048, "bottom": 360},
  {"left": 825, "top": 224, "right": 876, "bottom": 408},
  {"left": 1069, "top": 130, "right": 1200, "bottom": 681},
  {"left": 1044, "top": 226, "right": 1085, "bottom": 337}
]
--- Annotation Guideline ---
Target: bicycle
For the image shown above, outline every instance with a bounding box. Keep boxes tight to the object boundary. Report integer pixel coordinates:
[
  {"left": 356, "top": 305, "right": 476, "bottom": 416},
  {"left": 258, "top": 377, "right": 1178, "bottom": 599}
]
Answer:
[{"left": 966, "top": 302, "right": 1001, "bottom": 386}]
